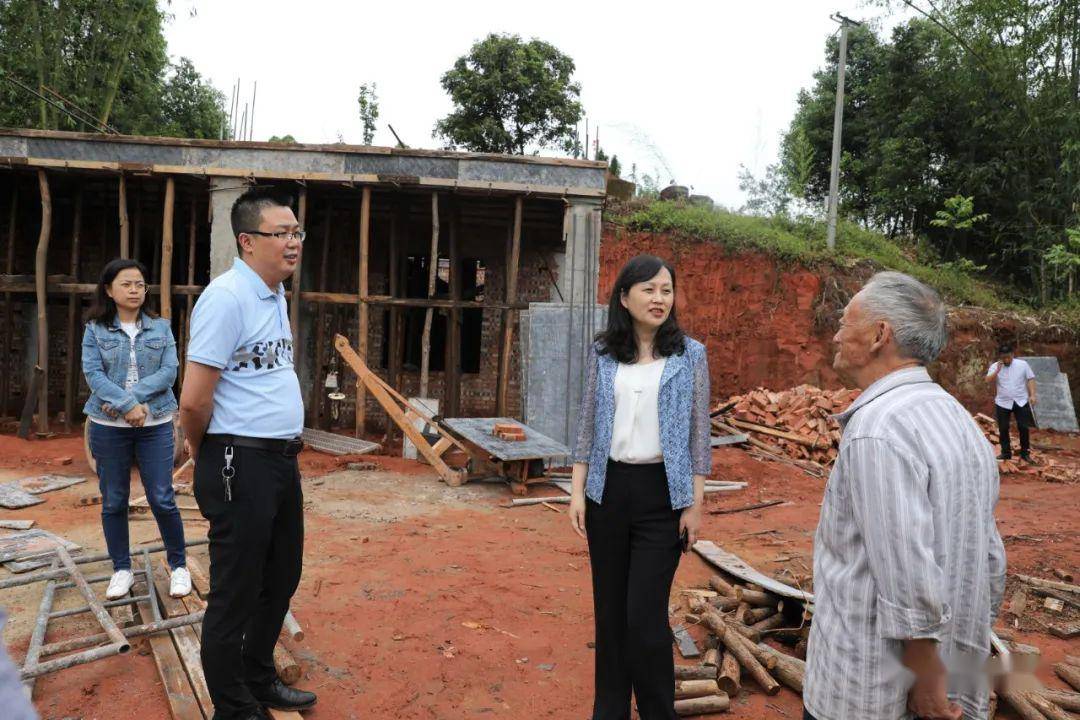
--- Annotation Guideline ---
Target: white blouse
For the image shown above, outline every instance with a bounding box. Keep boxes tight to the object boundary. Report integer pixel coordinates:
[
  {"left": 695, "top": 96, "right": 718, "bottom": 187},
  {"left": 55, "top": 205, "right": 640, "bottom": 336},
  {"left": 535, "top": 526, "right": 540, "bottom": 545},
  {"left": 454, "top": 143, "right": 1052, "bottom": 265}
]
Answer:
[{"left": 609, "top": 358, "right": 666, "bottom": 464}]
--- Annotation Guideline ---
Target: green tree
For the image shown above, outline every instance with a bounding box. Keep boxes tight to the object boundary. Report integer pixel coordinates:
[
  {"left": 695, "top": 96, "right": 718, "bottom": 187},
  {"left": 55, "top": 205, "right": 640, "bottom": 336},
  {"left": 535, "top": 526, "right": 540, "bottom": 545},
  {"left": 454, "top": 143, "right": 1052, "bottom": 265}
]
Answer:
[
  {"left": 268, "top": 134, "right": 298, "bottom": 144},
  {"left": 609, "top": 155, "right": 622, "bottom": 177},
  {"left": 159, "top": 58, "right": 227, "bottom": 139},
  {"left": 357, "top": 82, "right": 379, "bottom": 145},
  {"left": 434, "top": 33, "right": 583, "bottom": 155}
]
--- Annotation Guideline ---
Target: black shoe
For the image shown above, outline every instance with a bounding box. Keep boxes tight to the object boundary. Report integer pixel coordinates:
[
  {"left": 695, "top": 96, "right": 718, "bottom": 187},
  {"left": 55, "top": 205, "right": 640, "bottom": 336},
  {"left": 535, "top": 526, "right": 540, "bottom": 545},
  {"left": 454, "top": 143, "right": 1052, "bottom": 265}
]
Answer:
[
  {"left": 996, "top": 453, "right": 1012, "bottom": 461},
  {"left": 251, "top": 679, "right": 317, "bottom": 711},
  {"left": 1020, "top": 452, "right": 1032, "bottom": 463}
]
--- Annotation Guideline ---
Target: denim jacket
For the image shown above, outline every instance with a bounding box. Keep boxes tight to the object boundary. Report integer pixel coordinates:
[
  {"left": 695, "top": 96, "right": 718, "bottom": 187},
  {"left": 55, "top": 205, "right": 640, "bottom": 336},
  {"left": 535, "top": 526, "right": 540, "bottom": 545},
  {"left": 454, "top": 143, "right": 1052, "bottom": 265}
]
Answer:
[
  {"left": 81, "top": 312, "right": 178, "bottom": 421},
  {"left": 573, "top": 337, "right": 712, "bottom": 510}
]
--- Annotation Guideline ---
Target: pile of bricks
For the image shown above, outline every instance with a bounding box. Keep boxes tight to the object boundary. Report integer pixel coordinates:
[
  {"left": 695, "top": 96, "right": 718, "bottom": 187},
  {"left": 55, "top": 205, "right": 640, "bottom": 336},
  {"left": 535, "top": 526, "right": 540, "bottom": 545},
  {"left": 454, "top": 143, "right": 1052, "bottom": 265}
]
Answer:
[{"left": 492, "top": 422, "right": 527, "bottom": 442}]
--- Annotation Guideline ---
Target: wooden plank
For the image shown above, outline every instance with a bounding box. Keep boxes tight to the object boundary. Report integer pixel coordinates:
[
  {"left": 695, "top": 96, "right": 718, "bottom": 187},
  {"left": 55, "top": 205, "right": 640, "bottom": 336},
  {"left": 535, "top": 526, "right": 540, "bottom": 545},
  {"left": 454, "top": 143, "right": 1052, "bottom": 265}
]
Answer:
[
  {"left": 693, "top": 540, "right": 815, "bottom": 603},
  {"left": 154, "top": 561, "right": 213, "bottom": 718},
  {"left": 289, "top": 188, "right": 306, "bottom": 361},
  {"left": 355, "top": 186, "right": 371, "bottom": 436},
  {"left": 134, "top": 578, "right": 204, "bottom": 720},
  {"left": 441, "top": 417, "right": 569, "bottom": 461},
  {"left": 496, "top": 196, "right": 522, "bottom": 416},
  {"left": 160, "top": 177, "right": 175, "bottom": 319},
  {"left": 34, "top": 169, "right": 51, "bottom": 435},
  {"left": 184, "top": 556, "right": 211, "bottom": 599},
  {"left": 118, "top": 173, "right": 129, "bottom": 259},
  {"left": 64, "top": 188, "right": 83, "bottom": 434},
  {"left": 419, "top": 192, "right": 438, "bottom": 398}
]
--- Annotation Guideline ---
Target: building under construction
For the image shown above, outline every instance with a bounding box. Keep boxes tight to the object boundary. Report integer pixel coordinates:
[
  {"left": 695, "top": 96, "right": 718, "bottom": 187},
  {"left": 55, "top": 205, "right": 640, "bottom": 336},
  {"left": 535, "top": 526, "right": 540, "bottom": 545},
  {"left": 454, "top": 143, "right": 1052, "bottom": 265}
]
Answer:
[{"left": 0, "top": 129, "right": 607, "bottom": 444}]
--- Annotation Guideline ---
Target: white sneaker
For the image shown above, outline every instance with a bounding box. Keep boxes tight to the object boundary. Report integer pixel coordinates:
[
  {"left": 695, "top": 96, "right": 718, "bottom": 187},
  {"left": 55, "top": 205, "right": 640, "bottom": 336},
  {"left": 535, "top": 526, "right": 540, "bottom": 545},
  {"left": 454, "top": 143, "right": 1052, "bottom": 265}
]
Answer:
[
  {"left": 170, "top": 566, "right": 192, "bottom": 598},
  {"left": 105, "top": 570, "right": 135, "bottom": 600}
]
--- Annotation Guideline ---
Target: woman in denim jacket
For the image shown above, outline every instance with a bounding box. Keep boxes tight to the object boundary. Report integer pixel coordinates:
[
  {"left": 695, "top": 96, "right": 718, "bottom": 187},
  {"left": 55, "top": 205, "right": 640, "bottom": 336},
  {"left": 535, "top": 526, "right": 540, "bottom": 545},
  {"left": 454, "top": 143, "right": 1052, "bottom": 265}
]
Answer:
[
  {"left": 568, "top": 255, "right": 711, "bottom": 720},
  {"left": 82, "top": 258, "right": 189, "bottom": 600}
]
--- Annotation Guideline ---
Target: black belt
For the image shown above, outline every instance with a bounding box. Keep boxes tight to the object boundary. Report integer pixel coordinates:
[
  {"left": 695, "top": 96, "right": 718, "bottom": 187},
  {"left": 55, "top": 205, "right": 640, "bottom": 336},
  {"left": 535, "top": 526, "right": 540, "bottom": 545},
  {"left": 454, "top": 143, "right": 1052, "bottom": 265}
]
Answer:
[{"left": 205, "top": 434, "right": 305, "bottom": 457}]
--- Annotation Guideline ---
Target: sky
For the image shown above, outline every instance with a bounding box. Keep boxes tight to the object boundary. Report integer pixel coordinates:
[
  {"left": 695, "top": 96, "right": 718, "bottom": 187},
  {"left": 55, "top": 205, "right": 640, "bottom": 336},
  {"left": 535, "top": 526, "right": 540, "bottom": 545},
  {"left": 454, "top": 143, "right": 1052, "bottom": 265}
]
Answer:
[{"left": 163, "top": 1, "right": 911, "bottom": 209}]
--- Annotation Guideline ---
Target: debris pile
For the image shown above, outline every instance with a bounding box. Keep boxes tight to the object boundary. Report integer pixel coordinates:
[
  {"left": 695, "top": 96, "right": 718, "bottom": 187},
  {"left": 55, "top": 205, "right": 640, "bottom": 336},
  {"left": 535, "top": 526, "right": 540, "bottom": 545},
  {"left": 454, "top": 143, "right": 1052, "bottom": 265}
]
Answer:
[{"left": 973, "top": 414, "right": 1080, "bottom": 481}]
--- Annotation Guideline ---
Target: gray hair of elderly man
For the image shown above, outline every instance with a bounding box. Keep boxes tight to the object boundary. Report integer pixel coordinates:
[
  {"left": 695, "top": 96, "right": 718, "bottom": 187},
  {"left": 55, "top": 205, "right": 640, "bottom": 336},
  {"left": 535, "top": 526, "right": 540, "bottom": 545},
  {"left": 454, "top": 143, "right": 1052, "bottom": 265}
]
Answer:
[{"left": 856, "top": 271, "right": 948, "bottom": 365}]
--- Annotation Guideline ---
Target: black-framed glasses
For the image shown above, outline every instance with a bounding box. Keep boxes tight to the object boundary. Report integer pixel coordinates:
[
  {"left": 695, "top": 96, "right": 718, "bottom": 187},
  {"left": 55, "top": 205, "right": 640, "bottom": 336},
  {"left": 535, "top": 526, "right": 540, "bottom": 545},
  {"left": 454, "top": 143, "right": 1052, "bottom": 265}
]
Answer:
[{"left": 241, "top": 230, "right": 306, "bottom": 242}]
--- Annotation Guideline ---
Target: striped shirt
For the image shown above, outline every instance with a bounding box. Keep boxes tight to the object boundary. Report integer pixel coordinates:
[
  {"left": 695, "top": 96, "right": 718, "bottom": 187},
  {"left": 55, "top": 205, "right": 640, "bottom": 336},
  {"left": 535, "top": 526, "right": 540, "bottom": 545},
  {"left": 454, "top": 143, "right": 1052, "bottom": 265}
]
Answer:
[{"left": 804, "top": 367, "right": 1006, "bottom": 720}]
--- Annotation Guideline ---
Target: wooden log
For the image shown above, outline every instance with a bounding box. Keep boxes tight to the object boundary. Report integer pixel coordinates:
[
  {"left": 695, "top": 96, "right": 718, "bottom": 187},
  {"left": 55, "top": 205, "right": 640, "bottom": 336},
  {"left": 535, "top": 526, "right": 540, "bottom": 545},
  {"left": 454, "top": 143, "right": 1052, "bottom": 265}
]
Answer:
[
  {"left": 419, "top": 192, "right": 438, "bottom": 398},
  {"left": 710, "top": 595, "right": 741, "bottom": 612},
  {"left": 159, "top": 177, "right": 175, "bottom": 319},
  {"left": 1041, "top": 689, "right": 1080, "bottom": 712},
  {"left": 1026, "top": 692, "right": 1073, "bottom": 720},
  {"left": 728, "top": 418, "right": 822, "bottom": 448},
  {"left": 736, "top": 587, "right": 781, "bottom": 608},
  {"left": 282, "top": 609, "right": 304, "bottom": 642},
  {"left": 692, "top": 603, "right": 779, "bottom": 695},
  {"left": 674, "top": 694, "right": 729, "bottom": 716},
  {"left": 702, "top": 647, "right": 720, "bottom": 668},
  {"left": 755, "top": 642, "right": 805, "bottom": 693},
  {"left": 64, "top": 188, "right": 83, "bottom": 434},
  {"left": 734, "top": 602, "right": 751, "bottom": 625},
  {"left": 717, "top": 650, "right": 741, "bottom": 697},
  {"left": 709, "top": 574, "right": 737, "bottom": 597},
  {"left": 746, "top": 606, "right": 777, "bottom": 623},
  {"left": 751, "top": 613, "right": 786, "bottom": 633},
  {"left": 355, "top": 186, "right": 371, "bottom": 436},
  {"left": 118, "top": 173, "right": 129, "bottom": 259},
  {"left": 34, "top": 169, "right": 51, "bottom": 435},
  {"left": 274, "top": 642, "right": 301, "bottom": 685},
  {"left": 1015, "top": 574, "right": 1080, "bottom": 596},
  {"left": 675, "top": 664, "right": 718, "bottom": 681},
  {"left": 289, "top": 188, "right": 306, "bottom": 350},
  {"left": 1054, "top": 569, "right": 1075, "bottom": 583},
  {"left": 1001, "top": 691, "right": 1044, "bottom": 720},
  {"left": 675, "top": 679, "right": 721, "bottom": 700},
  {"left": 1056, "top": 662, "right": 1080, "bottom": 692},
  {"left": 495, "top": 196, "right": 522, "bottom": 416}
]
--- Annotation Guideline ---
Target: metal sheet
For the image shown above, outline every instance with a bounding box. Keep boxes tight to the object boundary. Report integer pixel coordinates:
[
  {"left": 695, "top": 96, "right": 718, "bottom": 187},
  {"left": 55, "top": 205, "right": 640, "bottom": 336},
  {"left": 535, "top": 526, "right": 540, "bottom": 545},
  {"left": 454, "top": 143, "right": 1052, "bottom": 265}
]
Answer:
[
  {"left": 301, "top": 427, "right": 380, "bottom": 456},
  {"left": 693, "top": 540, "right": 814, "bottom": 603},
  {"left": 0, "top": 483, "right": 45, "bottom": 509},
  {"left": 442, "top": 417, "right": 570, "bottom": 461}
]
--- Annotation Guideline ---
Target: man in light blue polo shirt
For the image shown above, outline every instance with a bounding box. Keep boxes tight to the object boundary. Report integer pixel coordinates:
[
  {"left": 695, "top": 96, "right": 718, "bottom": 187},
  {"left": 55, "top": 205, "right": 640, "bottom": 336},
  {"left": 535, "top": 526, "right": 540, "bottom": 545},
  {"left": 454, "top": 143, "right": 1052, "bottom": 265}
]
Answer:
[{"left": 180, "top": 186, "right": 316, "bottom": 720}]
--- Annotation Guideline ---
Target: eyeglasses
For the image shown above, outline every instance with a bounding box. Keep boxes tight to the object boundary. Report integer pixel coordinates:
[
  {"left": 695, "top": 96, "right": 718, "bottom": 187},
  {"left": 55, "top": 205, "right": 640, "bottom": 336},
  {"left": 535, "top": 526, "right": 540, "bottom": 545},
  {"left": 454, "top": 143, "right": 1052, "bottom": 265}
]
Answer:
[{"left": 241, "top": 230, "right": 306, "bottom": 242}]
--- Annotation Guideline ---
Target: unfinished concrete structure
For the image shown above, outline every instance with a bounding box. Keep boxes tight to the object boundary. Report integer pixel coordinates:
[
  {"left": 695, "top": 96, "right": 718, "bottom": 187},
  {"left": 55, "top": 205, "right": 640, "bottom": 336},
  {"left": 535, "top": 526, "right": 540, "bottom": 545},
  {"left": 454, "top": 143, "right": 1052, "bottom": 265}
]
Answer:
[{"left": 0, "top": 129, "right": 605, "bottom": 443}]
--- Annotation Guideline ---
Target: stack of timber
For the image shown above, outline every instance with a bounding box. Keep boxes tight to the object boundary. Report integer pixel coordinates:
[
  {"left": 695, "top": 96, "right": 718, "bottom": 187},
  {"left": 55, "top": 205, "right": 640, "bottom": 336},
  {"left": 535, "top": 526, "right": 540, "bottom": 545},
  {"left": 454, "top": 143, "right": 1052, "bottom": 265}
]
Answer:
[
  {"left": 137, "top": 555, "right": 303, "bottom": 720},
  {"left": 991, "top": 637, "right": 1080, "bottom": 719},
  {"left": 973, "top": 414, "right": 1080, "bottom": 482}
]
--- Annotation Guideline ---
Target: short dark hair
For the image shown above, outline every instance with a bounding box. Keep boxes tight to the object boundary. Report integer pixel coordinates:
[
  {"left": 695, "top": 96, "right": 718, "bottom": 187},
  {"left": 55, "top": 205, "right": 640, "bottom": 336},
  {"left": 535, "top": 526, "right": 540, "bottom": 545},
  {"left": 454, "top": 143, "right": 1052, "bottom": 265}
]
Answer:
[
  {"left": 596, "top": 254, "right": 685, "bottom": 363},
  {"left": 230, "top": 186, "right": 293, "bottom": 255},
  {"left": 998, "top": 342, "right": 1015, "bottom": 354},
  {"left": 87, "top": 258, "right": 156, "bottom": 326}
]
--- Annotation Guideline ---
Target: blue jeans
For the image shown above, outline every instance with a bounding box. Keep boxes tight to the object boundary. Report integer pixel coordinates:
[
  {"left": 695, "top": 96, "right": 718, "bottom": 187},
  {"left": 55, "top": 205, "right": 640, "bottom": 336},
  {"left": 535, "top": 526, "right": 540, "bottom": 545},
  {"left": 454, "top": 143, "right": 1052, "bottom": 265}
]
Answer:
[{"left": 88, "top": 421, "right": 186, "bottom": 571}]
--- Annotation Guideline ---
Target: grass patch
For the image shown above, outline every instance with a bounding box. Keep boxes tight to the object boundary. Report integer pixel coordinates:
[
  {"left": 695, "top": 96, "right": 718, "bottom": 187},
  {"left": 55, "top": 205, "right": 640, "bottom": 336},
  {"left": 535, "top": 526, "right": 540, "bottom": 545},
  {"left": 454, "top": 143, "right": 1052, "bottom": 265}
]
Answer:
[{"left": 609, "top": 200, "right": 1017, "bottom": 311}]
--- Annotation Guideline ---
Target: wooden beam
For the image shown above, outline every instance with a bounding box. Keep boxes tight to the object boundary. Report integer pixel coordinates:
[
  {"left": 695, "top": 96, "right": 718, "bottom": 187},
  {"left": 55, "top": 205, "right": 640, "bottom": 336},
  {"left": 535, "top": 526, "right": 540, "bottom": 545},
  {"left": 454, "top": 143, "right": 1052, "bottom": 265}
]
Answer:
[
  {"left": 159, "top": 177, "right": 175, "bottom": 319},
  {"left": 445, "top": 199, "right": 461, "bottom": 418},
  {"left": 64, "top": 189, "right": 83, "bottom": 434},
  {"left": 2, "top": 184, "right": 17, "bottom": 418},
  {"left": 133, "top": 579, "right": 203, "bottom": 720},
  {"left": 34, "top": 170, "right": 51, "bottom": 435},
  {"left": 290, "top": 188, "right": 306, "bottom": 357},
  {"left": 355, "top": 186, "right": 371, "bottom": 436},
  {"left": 419, "top": 192, "right": 438, "bottom": 398},
  {"left": 496, "top": 196, "right": 523, "bottom": 416},
  {"left": 118, "top": 173, "right": 129, "bottom": 259}
]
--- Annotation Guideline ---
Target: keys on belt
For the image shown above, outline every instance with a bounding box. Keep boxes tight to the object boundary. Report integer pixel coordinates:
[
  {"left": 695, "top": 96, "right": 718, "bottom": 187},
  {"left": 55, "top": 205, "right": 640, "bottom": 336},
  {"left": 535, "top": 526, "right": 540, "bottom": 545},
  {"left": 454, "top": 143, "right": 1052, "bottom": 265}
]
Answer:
[{"left": 221, "top": 445, "right": 235, "bottom": 502}]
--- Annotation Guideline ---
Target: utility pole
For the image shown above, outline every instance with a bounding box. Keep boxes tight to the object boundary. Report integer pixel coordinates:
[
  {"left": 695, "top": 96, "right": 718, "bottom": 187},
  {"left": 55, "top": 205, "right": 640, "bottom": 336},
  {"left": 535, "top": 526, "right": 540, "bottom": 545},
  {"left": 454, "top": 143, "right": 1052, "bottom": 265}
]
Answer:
[{"left": 826, "top": 13, "right": 861, "bottom": 250}]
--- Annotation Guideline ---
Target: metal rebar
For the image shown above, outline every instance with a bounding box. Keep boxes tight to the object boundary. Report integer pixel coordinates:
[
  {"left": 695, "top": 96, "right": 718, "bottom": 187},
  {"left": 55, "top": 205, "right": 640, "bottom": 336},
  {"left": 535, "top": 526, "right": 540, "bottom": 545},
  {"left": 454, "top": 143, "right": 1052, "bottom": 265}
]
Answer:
[
  {"left": 47, "top": 594, "right": 150, "bottom": 620},
  {"left": 55, "top": 547, "right": 129, "bottom": 653},
  {"left": 20, "top": 641, "right": 128, "bottom": 681},
  {"left": 0, "top": 539, "right": 208, "bottom": 590},
  {"left": 143, "top": 548, "right": 161, "bottom": 624},
  {"left": 38, "top": 610, "right": 204, "bottom": 658},
  {"left": 21, "top": 559, "right": 58, "bottom": 693}
]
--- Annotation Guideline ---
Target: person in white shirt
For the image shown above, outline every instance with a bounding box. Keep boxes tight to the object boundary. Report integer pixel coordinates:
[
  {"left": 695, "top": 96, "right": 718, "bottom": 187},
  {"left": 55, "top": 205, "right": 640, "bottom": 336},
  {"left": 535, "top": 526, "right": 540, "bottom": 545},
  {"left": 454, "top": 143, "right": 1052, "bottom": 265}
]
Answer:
[{"left": 985, "top": 342, "right": 1037, "bottom": 461}]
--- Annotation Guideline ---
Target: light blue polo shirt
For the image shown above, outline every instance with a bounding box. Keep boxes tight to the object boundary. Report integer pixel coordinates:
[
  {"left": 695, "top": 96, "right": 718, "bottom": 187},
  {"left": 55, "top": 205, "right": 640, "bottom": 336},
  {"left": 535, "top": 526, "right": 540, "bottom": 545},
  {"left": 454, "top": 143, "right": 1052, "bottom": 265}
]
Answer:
[{"left": 188, "top": 258, "right": 304, "bottom": 439}]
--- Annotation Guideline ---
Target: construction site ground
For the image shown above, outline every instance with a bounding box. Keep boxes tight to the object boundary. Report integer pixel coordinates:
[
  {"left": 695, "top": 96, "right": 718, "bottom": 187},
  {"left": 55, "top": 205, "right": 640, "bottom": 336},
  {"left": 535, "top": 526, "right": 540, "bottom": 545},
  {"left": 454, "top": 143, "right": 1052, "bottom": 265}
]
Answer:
[{"left": 1, "top": 429, "right": 1078, "bottom": 720}]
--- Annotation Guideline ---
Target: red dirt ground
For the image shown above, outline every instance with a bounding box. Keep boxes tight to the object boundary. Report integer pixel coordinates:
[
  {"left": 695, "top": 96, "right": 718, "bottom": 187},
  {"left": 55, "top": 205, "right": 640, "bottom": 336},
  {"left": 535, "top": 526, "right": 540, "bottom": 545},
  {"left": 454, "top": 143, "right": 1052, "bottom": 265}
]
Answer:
[{"left": 2, "top": 428, "right": 1077, "bottom": 720}]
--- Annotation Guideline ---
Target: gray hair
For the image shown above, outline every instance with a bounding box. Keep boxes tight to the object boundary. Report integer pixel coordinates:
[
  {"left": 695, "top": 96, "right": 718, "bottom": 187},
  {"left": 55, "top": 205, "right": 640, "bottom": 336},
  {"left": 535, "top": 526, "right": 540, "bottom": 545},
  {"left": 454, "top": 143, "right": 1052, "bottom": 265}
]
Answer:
[{"left": 857, "top": 271, "right": 948, "bottom": 364}]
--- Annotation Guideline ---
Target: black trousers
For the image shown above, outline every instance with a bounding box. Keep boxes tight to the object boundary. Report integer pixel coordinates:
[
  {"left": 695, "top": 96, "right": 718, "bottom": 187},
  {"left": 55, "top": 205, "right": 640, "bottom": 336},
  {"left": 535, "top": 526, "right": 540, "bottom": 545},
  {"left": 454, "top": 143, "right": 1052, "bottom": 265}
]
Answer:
[
  {"left": 586, "top": 460, "right": 683, "bottom": 720},
  {"left": 194, "top": 437, "right": 304, "bottom": 720},
  {"left": 995, "top": 402, "right": 1034, "bottom": 456}
]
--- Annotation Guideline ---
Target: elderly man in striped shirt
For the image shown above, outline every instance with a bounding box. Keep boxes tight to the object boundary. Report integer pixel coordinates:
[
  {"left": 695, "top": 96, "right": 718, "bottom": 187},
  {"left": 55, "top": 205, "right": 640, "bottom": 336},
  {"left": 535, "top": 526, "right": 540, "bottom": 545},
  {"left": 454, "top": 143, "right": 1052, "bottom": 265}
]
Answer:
[{"left": 804, "top": 272, "right": 1006, "bottom": 720}]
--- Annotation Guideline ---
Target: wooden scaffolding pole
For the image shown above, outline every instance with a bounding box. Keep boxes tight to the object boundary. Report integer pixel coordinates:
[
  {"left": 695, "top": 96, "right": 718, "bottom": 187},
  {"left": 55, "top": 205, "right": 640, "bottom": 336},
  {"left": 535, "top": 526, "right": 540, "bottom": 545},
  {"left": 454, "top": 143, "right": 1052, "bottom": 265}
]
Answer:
[
  {"left": 2, "top": 184, "right": 17, "bottom": 418},
  {"left": 63, "top": 189, "right": 83, "bottom": 434},
  {"left": 34, "top": 169, "right": 52, "bottom": 435},
  {"left": 159, "top": 178, "right": 175, "bottom": 319},
  {"left": 118, "top": 174, "right": 129, "bottom": 259},
  {"left": 179, "top": 196, "right": 197, "bottom": 386},
  {"left": 445, "top": 200, "right": 462, "bottom": 418},
  {"left": 419, "top": 192, "right": 439, "bottom": 398},
  {"left": 355, "top": 186, "right": 371, "bottom": 436},
  {"left": 290, "top": 187, "right": 307, "bottom": 354},
  {"left": 495, "top": 196, "right": 523, "bottom": 417}
]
